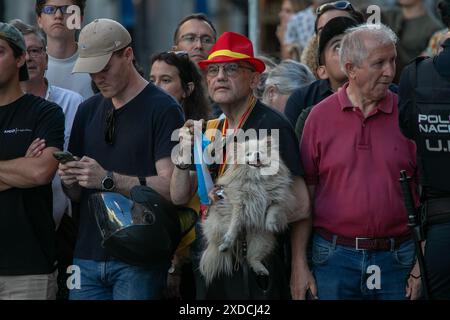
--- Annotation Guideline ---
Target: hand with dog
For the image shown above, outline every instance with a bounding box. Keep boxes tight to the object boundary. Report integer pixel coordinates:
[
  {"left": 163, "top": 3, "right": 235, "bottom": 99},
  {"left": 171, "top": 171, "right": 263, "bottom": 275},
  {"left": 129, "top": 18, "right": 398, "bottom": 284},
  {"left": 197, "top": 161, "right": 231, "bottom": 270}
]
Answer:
[
  {"left": 199, "top": 136, "right": 295, "bottom": 285},
  {"left": 208, "top": 185, "right": 227, "bottom": 204}
]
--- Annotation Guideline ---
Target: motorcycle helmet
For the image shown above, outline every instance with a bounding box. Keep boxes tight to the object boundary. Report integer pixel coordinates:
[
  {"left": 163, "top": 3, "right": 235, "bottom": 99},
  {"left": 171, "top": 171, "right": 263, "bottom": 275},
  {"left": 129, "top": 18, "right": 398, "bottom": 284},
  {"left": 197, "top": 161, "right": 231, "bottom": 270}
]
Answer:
[{"left": 89, "top": 186, "right": 197, "bottom": 266}]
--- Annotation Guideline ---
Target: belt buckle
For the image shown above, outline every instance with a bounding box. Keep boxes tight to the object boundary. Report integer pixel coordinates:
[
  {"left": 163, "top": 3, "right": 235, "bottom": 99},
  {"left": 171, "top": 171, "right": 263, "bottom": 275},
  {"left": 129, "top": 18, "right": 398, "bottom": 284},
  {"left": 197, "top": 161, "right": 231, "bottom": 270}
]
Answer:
[{"left": 355, "top": 237, "right": 371, "bottom": 251}]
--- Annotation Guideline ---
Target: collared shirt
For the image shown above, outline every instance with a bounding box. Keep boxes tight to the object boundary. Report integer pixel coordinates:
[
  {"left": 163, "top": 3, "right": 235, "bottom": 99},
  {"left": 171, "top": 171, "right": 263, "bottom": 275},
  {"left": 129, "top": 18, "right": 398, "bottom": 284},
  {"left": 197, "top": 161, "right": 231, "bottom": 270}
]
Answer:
[
  {"left": 285, "top": 79, "right": 399, "bottom": 128},
  {"left": 284, "top": 6, "right": 315, "bottom": 50},
  {"left": 284, "top": 79, "right": 334, "bottom": 127},
  {"left": 301, "top": 83, "right": 417, "bottom": 238}
]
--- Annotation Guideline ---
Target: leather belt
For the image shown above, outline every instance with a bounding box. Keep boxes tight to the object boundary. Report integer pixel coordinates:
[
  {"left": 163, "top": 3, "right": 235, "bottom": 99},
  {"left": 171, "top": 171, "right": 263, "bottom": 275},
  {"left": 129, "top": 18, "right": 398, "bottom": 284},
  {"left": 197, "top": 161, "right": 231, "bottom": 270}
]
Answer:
[{"left": 316, "top": 228, "right": 411, "bottom": 251}]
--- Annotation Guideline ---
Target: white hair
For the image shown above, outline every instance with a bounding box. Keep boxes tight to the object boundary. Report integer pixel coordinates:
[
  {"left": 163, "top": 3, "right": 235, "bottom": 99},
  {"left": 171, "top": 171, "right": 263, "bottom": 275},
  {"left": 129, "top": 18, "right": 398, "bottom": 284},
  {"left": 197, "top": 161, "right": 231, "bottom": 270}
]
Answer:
[
  {"left": 339, "top": 23, "right": 398, "bottom": 75},
  {"left": 263, "top": 60, "right": 315, "bottom": 97}
]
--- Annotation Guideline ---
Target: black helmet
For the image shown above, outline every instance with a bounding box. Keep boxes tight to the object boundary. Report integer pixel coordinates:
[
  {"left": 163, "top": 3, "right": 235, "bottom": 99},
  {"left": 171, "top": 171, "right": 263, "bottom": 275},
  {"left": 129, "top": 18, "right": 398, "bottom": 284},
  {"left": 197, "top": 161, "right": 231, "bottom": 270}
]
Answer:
[{"left": 89, "top": 186, "right": 197, "bottom": 266}]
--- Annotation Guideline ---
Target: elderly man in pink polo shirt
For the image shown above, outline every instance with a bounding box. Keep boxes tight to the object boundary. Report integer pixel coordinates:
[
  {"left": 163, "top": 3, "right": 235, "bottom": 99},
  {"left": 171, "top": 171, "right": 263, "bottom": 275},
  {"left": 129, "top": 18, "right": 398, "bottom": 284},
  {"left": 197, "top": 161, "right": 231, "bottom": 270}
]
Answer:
[{"left": 292, "top": 24, "right": 422, "bottom": 300}]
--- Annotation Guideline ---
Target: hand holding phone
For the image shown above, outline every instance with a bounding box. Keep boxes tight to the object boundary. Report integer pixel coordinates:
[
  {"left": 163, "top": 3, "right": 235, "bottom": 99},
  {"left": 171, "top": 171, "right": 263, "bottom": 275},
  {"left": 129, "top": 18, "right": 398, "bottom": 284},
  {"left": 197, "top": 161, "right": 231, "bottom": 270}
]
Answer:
[{"left": 53, "top": 151, "right": 77, "bottom": 164}]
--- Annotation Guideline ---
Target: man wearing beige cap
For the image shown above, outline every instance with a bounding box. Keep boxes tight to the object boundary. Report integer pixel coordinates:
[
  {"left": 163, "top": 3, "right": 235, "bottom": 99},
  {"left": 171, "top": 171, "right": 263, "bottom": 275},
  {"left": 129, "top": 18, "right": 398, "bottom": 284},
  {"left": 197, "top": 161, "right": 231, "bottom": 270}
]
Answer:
[
  {"left": 58, "top": 19, "right": 185, "bottom": 300},
  {"left": 0, "top": 22, "right": 65, "bottom": 300}
]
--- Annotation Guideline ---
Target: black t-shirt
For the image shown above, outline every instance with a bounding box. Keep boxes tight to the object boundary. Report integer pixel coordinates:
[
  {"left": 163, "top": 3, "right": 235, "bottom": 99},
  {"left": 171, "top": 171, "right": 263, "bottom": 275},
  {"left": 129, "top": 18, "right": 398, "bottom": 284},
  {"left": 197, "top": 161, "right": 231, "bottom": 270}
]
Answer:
[
  {"left": 242, "top": 101, "right": 303, "bottom": 177},
  {"left": 0, "top": 94, "right": 64, "bottom": 276},
  {"left": 69, "top": 84, "right": 184, "bottom": 261}
]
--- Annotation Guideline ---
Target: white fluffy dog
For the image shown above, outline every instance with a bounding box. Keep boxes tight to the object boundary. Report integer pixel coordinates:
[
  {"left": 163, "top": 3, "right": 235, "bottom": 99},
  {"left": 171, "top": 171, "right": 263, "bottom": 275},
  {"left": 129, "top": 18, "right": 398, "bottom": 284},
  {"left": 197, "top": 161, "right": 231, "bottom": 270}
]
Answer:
[{"left": 199, "top": 136, "right": 295, "bottom": 285}]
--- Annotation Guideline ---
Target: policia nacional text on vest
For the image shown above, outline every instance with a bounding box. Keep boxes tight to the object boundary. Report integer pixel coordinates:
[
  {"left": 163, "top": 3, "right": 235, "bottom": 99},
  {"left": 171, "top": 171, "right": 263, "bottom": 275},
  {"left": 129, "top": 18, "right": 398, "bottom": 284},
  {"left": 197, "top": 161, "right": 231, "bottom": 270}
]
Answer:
[
  {"left": 400, "top": 55, "right": 450, "bottom": 299},
  {"left": 405, "top": 56, "right": 450, "bottom": 224}
]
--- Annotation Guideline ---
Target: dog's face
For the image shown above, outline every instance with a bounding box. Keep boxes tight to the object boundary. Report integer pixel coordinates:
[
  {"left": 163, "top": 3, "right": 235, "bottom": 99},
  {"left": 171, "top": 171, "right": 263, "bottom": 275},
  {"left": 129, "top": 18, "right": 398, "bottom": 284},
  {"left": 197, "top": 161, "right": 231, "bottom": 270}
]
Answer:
[
  {"left": 245, "top": 137, "right": 269, "bottom": 169},
  {"left": 228, "top": 136, "right": 280, "bottom": 175}
]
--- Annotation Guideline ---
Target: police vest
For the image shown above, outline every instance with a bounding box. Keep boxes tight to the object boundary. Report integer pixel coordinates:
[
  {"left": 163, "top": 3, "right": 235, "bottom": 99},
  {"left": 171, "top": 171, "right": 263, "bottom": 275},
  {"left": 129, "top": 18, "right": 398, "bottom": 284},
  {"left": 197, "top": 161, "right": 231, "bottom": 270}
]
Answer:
[{"left": 410, "top": 57, "right": 450, "bottom": 192}]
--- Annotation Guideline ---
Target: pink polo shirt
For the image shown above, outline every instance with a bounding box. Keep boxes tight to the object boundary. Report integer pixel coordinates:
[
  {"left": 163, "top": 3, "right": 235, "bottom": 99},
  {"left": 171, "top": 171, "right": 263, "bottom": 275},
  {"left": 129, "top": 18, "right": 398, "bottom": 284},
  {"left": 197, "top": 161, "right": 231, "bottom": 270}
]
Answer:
[{"left": 300, "top": 84, "right": 417, "bottom": 238}]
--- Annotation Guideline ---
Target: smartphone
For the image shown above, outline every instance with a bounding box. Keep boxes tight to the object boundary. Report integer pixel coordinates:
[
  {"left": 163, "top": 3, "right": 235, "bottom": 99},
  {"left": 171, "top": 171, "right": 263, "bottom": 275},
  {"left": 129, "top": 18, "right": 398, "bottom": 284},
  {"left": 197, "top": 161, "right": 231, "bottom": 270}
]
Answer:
[{"left": 53, "top": 151, "right": 77, "bottom": 164}]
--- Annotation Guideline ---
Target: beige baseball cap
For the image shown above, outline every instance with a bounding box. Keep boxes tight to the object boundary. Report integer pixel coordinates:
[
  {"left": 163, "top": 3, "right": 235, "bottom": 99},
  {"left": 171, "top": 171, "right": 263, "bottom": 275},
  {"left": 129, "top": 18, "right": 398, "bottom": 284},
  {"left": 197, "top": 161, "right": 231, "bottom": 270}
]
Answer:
[{"left": 73, "top": 19, "right": 132, "bottom": 74}]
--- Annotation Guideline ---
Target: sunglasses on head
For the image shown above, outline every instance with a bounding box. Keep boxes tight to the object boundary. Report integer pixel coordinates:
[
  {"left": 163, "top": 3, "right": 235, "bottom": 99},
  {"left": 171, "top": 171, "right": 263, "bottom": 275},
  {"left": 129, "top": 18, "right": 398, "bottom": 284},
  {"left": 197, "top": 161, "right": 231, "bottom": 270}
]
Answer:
[
  {"left": 172, "top": 51, "right": 189, "bottom": 57},
  {"left": 41, "top": 5, "right": 72, "bottom": 15},
  {"left": 164, "top": 51, "right": 190, "bottom": 59},
  {"left": 316, "top": 1, "right": 354, "bottom": 16}
]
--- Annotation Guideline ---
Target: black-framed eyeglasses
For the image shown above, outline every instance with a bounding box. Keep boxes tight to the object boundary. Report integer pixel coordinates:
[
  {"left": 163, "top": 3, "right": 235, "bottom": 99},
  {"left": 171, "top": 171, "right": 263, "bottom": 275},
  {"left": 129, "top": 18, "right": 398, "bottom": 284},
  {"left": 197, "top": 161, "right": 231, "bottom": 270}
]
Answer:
[
  {"left": 41, "top": 5, "right": 71, "bottom": 15},
  {"left": 26, "top": 46, "right": 45, "bottom": 58},
  {"left": 179, "top": 34, "right": 215, "bottom": 46},
  {"left": 206, "top": 63, "right": 255, "bottom": 78},
  {"left": 316, "top": 1, "right": 354, "bottom": 16},
  {"left": 105, "top": 108, "right": 116, "bottom": 145}
]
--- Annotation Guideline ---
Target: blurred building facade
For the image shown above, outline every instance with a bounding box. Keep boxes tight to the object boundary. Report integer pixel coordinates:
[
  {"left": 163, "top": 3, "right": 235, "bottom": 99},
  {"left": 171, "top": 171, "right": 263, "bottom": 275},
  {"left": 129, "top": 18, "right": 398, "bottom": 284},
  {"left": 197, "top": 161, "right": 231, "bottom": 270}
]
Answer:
[
  {"left": 0, "top": 0, "right": 248, "bottom": 73},
  {"left": 0, "top": 0, "right": 442, "bottom": 72}
]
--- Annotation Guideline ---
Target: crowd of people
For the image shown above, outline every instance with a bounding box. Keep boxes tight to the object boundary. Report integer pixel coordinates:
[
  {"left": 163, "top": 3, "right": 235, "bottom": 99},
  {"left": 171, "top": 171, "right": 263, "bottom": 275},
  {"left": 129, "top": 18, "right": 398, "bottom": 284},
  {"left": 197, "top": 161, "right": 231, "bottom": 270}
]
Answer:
[{"left": 0, "top": 0, "right": 449, "bottom": 301}]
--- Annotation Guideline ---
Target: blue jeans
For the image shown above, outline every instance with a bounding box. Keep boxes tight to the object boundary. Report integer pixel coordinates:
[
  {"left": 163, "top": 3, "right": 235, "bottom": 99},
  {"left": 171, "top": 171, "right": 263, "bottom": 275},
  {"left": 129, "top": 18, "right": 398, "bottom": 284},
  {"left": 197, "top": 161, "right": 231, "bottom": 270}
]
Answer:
[
  {"left": 69, "top": 258, "right": 168, "bottom": 300},
  {"left": 312, "top": 233, "right": 415, "bottom": 300}
]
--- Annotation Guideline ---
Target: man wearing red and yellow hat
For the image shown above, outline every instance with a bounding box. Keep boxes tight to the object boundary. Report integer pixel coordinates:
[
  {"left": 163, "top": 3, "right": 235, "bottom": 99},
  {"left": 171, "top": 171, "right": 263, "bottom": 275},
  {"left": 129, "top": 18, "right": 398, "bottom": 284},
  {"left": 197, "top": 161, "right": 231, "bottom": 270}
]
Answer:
[{"left": 171, "top": 32, "right": 311, "bottom": 300}]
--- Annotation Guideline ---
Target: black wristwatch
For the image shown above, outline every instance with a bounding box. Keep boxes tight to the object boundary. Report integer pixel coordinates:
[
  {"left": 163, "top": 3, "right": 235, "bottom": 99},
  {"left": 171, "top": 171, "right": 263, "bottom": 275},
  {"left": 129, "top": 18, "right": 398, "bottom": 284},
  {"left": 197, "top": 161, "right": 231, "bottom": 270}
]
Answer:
[
  {"left": 139, "top": 177, "right": 147, "bottom": 186},
  {"left": 101, "top": 171, "right": 115, "bottom": 191}
]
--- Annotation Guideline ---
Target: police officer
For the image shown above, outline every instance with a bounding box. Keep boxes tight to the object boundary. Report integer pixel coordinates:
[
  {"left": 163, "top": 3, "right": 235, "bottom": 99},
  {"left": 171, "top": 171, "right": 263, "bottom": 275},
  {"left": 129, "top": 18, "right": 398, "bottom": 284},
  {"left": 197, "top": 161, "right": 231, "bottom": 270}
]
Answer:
[{"left": 399, "top": 0, "right": 450, "bottom": 300}]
